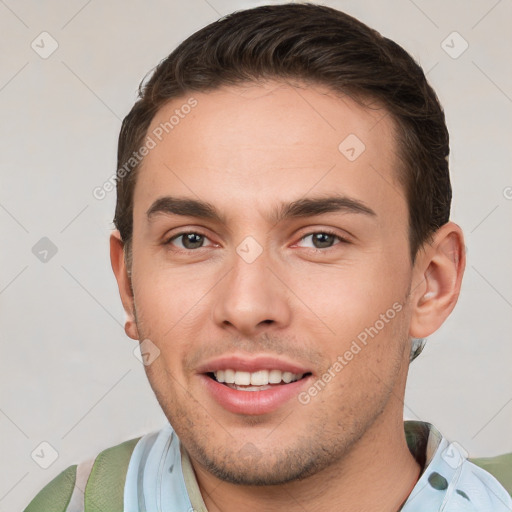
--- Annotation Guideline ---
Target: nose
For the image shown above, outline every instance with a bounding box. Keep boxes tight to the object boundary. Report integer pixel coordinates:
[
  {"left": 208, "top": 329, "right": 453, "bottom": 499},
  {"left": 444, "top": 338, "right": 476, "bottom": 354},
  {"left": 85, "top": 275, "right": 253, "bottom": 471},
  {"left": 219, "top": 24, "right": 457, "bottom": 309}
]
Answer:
[{"left": 212, "top": 243, "right": 292, "bottom": 337}]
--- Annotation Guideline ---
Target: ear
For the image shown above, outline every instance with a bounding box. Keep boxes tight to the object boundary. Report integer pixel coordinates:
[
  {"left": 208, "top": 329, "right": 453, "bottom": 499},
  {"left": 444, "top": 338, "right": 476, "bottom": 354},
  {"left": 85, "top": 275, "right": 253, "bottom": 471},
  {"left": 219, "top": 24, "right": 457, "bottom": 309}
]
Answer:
[
  {"left": 409, "top": 222, "right": 466, "bottom": 338},
  {"left": 110, "top": 230, "right": 140, "bottom": 341}
]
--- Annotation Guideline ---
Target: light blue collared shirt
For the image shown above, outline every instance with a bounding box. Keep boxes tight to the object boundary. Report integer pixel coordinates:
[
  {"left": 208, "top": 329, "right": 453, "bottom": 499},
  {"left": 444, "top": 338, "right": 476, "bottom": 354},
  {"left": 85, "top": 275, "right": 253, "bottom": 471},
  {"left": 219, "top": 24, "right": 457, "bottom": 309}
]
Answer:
[{"left": 123, "top": 421, "right": 512, "bottom": 511}]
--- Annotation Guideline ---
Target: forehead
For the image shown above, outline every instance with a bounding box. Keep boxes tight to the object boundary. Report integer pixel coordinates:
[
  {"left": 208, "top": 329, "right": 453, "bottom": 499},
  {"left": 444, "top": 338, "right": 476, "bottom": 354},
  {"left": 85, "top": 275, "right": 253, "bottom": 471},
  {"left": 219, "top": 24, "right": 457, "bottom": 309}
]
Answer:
[{"left": 133, "top": 81, "right": 405, "bottom": 222}]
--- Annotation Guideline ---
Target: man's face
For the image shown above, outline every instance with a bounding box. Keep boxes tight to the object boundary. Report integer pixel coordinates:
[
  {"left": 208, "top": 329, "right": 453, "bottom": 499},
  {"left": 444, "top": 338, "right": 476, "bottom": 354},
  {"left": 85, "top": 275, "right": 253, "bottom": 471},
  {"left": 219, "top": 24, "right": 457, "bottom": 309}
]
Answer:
[{"left": 128, "top": 82, "right": 415, "bottom": 484}]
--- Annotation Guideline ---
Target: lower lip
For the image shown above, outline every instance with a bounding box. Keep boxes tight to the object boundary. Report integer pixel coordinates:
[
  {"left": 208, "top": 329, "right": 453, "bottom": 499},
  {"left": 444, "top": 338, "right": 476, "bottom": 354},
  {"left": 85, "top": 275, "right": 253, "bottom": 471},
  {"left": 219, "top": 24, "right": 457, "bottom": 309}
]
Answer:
[{"left": 200, "top": 374, "right": 311, "bottom": 415}]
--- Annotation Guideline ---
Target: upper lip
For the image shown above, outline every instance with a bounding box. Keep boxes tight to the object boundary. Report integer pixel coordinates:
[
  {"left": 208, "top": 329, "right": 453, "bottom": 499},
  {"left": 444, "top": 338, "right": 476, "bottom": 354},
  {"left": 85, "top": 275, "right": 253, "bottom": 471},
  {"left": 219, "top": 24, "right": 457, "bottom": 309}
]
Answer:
[{"left": 196, "top": 354, "right": 312, "bottom": 375}]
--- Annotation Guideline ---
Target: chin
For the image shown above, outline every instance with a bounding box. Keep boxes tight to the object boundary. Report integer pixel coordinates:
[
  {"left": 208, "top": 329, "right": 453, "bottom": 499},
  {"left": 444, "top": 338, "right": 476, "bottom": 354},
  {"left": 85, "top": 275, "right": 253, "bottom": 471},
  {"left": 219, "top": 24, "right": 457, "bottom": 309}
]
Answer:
[{"left": 189, "top": 440, "right": 338, "bottom": 486}]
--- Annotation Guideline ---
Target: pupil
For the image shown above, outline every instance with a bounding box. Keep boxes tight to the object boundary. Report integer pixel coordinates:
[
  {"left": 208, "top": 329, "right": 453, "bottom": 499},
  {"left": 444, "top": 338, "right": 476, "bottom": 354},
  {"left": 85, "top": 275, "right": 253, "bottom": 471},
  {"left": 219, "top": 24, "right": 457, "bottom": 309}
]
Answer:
[
  {"left": 183, "top": 233, "right": 203, "bottom": 249},
  {"left": 313, "top": 233, "right": 334, "bottom": 249}
]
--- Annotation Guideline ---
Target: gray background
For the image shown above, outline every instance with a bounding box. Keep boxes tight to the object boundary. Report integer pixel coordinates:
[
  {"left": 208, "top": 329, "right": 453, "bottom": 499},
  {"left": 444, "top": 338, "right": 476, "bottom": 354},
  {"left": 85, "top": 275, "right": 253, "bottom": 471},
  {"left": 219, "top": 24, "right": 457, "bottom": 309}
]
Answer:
[{"left": 1, "top": 0, "right": 511, "bottom": 510}]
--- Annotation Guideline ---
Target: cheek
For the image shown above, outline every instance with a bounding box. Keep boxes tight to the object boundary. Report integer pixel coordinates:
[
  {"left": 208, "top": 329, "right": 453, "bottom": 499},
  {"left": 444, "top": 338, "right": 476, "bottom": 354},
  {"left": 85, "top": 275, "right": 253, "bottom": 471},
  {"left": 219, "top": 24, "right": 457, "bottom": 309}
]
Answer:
[
  {"left": 293, "top": 258, "right": 409, "bottom": 343},
  {"left": 131, "top": 265, "right": 217, "bottom": 377},
  {"left": 132, "top": 261, "right": 210, "bottom": 330}
]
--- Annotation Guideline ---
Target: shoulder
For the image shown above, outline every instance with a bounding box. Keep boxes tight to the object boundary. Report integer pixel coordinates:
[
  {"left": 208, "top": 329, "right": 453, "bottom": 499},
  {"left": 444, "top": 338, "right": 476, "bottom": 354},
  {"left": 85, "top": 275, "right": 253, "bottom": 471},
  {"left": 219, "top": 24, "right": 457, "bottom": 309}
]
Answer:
[
  {"left": 23, "top": 436, "right": 141, "bottom": 512},
  {"left": 469, "top": 452, "right": 512, "bottom": 498}
]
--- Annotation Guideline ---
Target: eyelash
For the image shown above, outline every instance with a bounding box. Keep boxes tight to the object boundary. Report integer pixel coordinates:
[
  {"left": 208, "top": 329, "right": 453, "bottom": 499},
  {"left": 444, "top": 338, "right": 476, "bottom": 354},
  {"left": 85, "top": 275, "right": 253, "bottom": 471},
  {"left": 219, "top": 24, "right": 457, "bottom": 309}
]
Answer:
[
  {"left": 164, "top": 229, "right": 349, "bottom": 253},
  {"left": 297, "top": 229, "right": 350, "bottom": 251},
  {"left": 164, "top": 231, "right": 216, "bottom": 251}
]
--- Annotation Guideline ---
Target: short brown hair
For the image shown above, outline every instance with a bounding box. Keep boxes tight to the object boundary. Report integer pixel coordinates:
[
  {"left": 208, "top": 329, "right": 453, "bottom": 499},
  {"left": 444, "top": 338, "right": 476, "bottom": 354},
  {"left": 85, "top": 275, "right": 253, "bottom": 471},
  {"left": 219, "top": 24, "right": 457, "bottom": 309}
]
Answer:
[{"left": 114, "top": 3, "right": 451, "bottom": 264}]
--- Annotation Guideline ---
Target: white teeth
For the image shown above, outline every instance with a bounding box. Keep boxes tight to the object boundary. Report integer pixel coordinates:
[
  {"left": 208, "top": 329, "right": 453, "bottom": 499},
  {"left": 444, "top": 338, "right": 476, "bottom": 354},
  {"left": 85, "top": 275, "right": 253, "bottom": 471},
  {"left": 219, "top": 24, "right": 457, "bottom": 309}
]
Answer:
[
  {"left": 227, "top": 384, "right": 272, "bottom": 392},
  {"left": 234, "top": 371, "right": 251, "bottom": 385},
  {"left": 224, "top": 369, "right": 235, "bottom": 383},
  {"left": 250, "top": 370, "right": 268, "bottom": 385},
  {"left": 282, "top": 372, "right": 293, "bottom": 383},
  {"left": 268, "top": 369, "right": 282, "bottom": 384},
  {"left": 213, "top": 369, "right": 304, "bottom": 386}
]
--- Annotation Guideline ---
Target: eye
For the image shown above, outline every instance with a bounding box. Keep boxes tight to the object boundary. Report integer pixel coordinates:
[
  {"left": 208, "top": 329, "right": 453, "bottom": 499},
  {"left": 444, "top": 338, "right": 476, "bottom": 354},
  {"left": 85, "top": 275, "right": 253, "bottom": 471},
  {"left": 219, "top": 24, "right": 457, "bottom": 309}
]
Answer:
[
  {"left": 165, "top": 232, "right": 214, "bottom": 250},
  {"left": 296, "top": 231, "right": 348, "bottom": 250}
]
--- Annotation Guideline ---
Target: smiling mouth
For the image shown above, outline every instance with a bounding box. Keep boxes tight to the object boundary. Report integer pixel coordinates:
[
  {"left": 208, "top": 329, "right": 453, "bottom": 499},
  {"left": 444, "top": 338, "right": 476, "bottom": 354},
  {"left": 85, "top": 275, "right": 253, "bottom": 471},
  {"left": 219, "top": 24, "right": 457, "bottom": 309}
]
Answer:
[{"left": 207, "top": 369, "right": 312, "bottom": 391}]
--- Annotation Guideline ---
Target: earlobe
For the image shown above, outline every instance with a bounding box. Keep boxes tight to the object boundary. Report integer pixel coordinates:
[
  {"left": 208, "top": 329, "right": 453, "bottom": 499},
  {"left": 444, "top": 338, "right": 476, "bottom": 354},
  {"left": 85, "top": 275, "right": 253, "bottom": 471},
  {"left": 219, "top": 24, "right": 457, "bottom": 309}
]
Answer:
[
  {"left": 109, "top": 231, "right": 140, "bottom": 341},
  {"left": 409, "top": 222, "right": 466, "bottom": 339}
]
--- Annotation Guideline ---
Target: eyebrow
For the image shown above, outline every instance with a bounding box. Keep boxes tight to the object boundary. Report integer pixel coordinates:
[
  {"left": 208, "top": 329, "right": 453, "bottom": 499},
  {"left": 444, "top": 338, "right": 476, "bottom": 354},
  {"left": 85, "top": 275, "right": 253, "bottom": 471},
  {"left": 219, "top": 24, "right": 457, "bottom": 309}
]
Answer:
[{"left": 146, "top": 195, "right": 376, "bottom": 225}]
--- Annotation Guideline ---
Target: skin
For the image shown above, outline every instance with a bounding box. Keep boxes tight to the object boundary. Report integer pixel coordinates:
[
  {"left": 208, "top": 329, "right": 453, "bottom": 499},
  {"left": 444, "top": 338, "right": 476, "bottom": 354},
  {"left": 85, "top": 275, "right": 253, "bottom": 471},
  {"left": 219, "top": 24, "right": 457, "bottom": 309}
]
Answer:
[{"left": 110, "top": 81, "right": 465, "bottom": 511}]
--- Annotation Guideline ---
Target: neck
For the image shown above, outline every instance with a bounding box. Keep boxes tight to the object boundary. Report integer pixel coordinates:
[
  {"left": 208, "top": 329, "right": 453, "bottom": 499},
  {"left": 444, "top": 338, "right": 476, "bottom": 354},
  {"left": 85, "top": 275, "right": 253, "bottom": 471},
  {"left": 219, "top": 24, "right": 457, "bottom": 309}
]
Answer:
[{"left": 191, "top": 410, "right": 422, "bottom": 512}]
